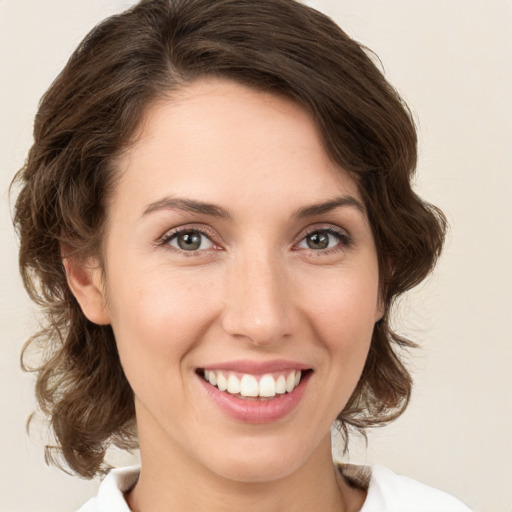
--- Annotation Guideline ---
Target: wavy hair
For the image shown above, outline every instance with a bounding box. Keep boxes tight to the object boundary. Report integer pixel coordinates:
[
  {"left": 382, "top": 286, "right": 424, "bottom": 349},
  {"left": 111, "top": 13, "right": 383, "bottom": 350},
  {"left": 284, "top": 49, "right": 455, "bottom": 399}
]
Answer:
[{"left": 12, "top": 0, "right": 446, "bottom": 478}]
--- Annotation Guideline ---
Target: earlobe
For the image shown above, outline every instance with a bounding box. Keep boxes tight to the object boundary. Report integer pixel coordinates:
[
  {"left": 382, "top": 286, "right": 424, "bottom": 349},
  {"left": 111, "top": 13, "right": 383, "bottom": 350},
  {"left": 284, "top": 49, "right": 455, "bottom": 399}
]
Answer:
[
  {"left": 63, "top": 256, "right": 111, "bottom": 325},
  {"left": 375, "top": 295, "right": 385, "bottom": 323}
]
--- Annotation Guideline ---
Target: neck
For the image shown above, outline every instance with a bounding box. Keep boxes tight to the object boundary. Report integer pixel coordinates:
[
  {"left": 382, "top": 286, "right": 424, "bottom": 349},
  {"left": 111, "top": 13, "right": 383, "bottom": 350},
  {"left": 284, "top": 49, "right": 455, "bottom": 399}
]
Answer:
[{"left": 127, "top": 430, "right": 363, "bottom": 512}]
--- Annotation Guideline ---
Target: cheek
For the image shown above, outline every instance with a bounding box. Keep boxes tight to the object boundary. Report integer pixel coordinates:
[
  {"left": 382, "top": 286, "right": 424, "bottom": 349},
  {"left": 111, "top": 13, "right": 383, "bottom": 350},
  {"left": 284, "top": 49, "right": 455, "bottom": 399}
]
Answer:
[
  {"left": 300, "top": 265, "right": 380, "bottom": 338},
  {"left": 110, "top": 264, "right": 214, "bottom": 336},
  {"left": 298, "top": 266, "right": 378, "bottom": 388},
  {"left": 105, "top": 267, "right": 219, "bottom": 391}
]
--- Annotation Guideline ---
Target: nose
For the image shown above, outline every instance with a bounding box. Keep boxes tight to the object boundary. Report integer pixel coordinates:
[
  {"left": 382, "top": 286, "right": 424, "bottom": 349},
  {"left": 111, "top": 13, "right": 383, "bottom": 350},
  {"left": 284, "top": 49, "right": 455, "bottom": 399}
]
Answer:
[{"left": 220, "top": 250, "right": 296, "bottom": 347}]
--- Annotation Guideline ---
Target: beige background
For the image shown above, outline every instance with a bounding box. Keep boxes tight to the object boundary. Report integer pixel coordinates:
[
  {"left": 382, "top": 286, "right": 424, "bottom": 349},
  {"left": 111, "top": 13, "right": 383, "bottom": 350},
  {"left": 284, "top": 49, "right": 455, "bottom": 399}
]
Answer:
[{"left": 1, "top": 0, "right": 510, "bottom": 510}]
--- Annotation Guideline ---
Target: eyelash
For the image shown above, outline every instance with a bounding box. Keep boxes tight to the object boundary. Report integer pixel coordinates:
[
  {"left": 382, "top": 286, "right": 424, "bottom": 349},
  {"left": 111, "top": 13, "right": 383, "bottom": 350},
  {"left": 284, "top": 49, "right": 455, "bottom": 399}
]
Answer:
[
  {"left": 159, "top": 225, "right": 220, "bottom": 257},
  {"left": 158, "top": 224, "right": 352, "bottom": 256},
  {"left": 294, "top": 226, "right": 353, "bottom": 255}
]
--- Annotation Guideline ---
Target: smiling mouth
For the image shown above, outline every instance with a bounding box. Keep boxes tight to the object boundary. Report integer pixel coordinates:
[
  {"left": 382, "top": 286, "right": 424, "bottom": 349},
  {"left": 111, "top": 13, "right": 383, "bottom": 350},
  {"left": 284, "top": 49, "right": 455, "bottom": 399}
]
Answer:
[{"left": 198, "top": 369, "right": 311, "bottom": 400}]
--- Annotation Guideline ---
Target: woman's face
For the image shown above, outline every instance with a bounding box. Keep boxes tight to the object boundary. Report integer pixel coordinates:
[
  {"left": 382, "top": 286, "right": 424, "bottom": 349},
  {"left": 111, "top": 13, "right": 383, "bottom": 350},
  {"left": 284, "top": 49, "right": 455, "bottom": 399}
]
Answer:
[{"left": 87, "top": 78, "right": 382, "bottom": 482}]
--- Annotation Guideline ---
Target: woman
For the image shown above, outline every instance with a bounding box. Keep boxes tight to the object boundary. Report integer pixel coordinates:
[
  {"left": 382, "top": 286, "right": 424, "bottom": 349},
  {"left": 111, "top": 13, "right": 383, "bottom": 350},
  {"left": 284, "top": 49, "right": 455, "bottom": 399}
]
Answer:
[{"left": 12, "top": 0, "right": 471, "bottom": 510}]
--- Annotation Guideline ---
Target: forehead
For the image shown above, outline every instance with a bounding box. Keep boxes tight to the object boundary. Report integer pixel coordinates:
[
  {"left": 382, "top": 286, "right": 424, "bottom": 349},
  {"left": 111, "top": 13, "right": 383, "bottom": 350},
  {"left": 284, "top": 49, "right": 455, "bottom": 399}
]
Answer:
[
  {"left": 128, "top": 78, "right": 331, "bottom": 167},
  {"left": 110, "top": 78, "right": 362, "bottom": 219}
]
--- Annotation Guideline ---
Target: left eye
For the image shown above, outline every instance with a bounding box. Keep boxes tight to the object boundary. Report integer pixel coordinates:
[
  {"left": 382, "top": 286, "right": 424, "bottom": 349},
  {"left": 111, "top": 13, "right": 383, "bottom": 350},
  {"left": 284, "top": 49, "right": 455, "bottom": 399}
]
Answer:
[
  {"left": 166, "top": 230, "right": 214, "bottom": 251},
  {"left": 297, "top": 230, "right": 343, "bottom": 251}
]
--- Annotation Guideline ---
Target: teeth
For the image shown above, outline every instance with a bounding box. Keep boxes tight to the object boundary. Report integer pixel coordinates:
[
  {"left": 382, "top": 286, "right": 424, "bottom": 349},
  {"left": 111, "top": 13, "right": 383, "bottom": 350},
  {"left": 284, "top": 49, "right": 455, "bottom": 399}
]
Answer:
[
  {"left": 217, "top": 372, "right": 227, "bottom": 391},
  {"left": 240, "top": 374, "right": 259, "bottom": 397},
  {"left": 275, "top": 375, "right": 286, "bottom": 394},
  {"left": 203, "top": 369, "right": 304, "bottom": 398},
  {"left": 286, "top": 372, "right": 295, "bottom": 392},
  {"left": 207, "top": 370, "right": 216, "bottom": 386},
  {"left": 227, "top": 374, "right": 240, "bottom": 394},
  {"left": 259, "top": 374, "right": 276, "bottom": 397}
]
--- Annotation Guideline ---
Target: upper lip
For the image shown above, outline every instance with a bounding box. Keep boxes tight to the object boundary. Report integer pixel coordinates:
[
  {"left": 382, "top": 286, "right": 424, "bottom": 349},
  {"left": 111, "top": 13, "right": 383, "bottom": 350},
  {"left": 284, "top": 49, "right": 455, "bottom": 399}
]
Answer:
[{"left": 200, "top": 359, "right": 311, "bottom": 374}]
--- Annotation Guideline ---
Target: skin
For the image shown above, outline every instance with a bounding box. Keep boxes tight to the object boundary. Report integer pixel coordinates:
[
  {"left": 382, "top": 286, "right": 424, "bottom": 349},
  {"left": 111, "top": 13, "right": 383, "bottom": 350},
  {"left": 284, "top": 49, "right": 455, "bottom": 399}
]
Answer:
[{"left": 67, "top": 78, "right": 382, "bottom": 512}]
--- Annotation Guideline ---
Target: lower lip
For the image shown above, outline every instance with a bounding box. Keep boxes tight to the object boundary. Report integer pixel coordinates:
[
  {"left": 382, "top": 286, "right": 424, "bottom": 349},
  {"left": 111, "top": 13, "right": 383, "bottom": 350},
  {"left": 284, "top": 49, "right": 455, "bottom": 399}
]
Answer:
[{"left": 198, "top": 373, "right": 310, "bottom": 424}]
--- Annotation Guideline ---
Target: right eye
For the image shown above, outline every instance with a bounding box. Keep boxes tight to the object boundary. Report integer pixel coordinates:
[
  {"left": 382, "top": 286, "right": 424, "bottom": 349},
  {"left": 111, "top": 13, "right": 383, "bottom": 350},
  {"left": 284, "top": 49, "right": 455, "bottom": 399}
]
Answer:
[{"left": 163, "top": 229, "right": 214, "bottom": 252}]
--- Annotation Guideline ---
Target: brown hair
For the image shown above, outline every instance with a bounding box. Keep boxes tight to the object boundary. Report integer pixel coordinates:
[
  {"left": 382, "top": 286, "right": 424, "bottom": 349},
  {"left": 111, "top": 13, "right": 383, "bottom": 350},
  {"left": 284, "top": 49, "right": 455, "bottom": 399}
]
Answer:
[{"left": 12, "top": 0, "right": 445, "bottom": 478}]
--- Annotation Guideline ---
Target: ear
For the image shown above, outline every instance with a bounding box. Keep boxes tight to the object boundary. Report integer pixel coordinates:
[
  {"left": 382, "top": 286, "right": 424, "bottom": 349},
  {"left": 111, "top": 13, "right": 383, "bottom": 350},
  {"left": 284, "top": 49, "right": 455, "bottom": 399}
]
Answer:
[
  {"left": 63, "top": 256, "right": 111, "bottom": 325},
  {"left": 375, "top": 260, "right": 391, "bottom": 323},
  {"left": 375, "top": 295, "right": 385, "bottom": 323}
]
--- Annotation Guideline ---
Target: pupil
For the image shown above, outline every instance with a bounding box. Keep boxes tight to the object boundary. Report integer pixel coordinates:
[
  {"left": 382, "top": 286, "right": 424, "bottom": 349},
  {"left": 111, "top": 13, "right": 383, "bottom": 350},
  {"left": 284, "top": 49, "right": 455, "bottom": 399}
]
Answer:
[
  {"left": 178, "top": 232, "right": 201, "bottom": 250},
  {"left": 307, "top": 232, "right": 329, "bottom": 250}
]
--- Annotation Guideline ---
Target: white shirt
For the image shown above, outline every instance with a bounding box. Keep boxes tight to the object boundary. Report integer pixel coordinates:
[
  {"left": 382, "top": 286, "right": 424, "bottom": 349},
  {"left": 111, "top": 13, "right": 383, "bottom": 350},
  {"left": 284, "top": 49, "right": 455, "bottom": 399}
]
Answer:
[{"left": 77, "top": 465, "right": 472, "bottom": 511}]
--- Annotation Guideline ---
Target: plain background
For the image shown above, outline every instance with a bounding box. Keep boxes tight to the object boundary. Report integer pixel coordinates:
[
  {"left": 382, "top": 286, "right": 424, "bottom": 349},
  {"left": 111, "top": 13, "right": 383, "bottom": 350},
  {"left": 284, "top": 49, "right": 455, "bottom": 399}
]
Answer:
[{"left": 1, "top": 0, "right": 510, "bottom": 510}]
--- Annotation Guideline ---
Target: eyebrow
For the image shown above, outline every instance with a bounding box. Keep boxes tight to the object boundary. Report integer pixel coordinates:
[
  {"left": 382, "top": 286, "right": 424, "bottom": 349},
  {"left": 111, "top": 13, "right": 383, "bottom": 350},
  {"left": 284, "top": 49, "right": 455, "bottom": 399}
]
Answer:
[
  {"left": 141, "top": 194, "right": 365, "bottom": 220},
  {"left": 292, "top": 195, "right": 365, "bottom": 218},
  {"left": 142, "top": 197, "right": 233, "bottom": 219}
]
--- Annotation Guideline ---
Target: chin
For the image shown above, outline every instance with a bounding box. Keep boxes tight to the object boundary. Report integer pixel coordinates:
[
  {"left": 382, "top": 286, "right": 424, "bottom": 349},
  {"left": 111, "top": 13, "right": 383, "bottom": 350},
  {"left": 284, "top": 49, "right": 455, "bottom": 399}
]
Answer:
[
  {"left": 210, "top": 455, "right": 300, "bottom": 484},
  {"left": 199, "top": 433, "right": 318, "bottom": 484}
]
